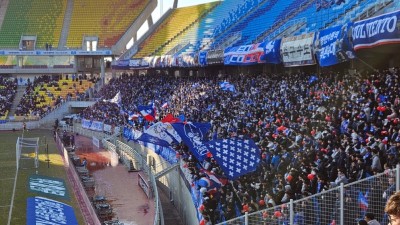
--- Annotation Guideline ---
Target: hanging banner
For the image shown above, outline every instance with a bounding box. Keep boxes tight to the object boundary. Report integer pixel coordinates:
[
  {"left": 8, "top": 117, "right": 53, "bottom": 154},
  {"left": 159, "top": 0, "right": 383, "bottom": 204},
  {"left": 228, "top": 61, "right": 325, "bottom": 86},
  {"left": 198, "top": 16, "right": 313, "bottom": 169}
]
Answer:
[
  {"left": 352, "top": 10, "right": 400, "bottom": 51},
  {"left": 316, "top": 23, "right": 355, "bottom": 66},
  {"left": 178, "top": 53, "right": 198, "bottom": 67},
  {"left": 206, "top": 49, "right": 224, "bottom": 65},
  {"left": 198, "top": 51, "right": 208, "bottom": 66},
  {"left": 27, "top": 197, "right": 78, "bottom": 225},
  {"left": 264, "top": 39, "right": 282, "bottom": 64},
  {"left": 223, "top": 42, "right": 266, "bottom": 65},
  {"left": 281, "top": 32, "right": 316, "bottom": 67}
]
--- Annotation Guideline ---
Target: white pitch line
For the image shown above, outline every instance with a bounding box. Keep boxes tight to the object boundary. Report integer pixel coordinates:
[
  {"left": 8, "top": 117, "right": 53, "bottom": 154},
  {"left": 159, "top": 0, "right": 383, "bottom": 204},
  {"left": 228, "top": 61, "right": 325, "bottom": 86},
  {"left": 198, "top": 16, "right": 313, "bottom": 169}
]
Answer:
[{"left": 7, "top": 168, "right": 18, "bottom": 225}]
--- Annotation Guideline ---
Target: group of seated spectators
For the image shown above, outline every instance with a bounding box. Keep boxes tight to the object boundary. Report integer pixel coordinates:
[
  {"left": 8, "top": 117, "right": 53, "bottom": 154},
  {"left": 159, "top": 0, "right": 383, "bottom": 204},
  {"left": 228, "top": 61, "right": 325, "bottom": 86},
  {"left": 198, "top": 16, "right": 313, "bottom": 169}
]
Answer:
[
  {"left": 0, "top": 77, "right": 17, "bottom": 117},
  {"left": 15, "top": 75, "right": 91, "bottom": 117},
  {"left": 82, "top": 67, "right": 400, "bottom": 224}
]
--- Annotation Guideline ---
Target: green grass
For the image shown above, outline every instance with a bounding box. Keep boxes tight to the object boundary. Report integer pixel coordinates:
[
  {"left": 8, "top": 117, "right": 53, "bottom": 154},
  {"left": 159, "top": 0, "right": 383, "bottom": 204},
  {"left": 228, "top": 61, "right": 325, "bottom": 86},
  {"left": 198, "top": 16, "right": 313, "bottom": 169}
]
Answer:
[{"left": 0, "top": 130, "right": 85, "bottom": 225}]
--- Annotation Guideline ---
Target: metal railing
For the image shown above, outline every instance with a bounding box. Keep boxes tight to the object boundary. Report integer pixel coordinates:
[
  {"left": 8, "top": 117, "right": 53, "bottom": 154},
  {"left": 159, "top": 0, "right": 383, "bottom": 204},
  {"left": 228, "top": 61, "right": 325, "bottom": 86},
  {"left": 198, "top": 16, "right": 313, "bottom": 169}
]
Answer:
[
  {"left": 114, "top": 140, "right": 163, "bottom": 225},
  {"left": 70, "top": 126, "right": 163, "bottom": 225},
  {"left": 218, "top": 165, "right": 400, "bottom": 225}
]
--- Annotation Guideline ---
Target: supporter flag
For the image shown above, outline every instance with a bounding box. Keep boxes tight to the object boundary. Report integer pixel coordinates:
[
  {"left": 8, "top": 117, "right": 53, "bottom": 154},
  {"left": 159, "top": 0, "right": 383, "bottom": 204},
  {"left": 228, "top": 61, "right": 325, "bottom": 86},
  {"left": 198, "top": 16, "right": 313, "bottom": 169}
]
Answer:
[
  {"left": 161, "top": 113, "right": 181, "bottom": 123},
  {"left": 358, "top": 191, "right": 368, "bottom": 211},
  {"left": 136, "top": 133, "right": 170, "bottom": 147},
  {"left": 128, "top": 113, "right": 140, "bottom": 120},
  {"left": 142, "top": 122, "right": 181, "bottom": 145},
  {"left": 161, "top": 102, "right": 169, "bottom": 109},
  {"left": 104, "top": 91, "right": 122, "bottom": 105},
  {"left": 219, "top": 81, "right": 236, "bottom": 92},
  {"left": 171, "top": 122, "right": 211, "bottom": 161},
  {"left": 309, "top": 75, "right": 318, "bottom": 84},
  {"left": 205, "top": 138, "right": 261, "bottom": 180},
  {"left": 138, "top": 105, "right": 156, "bottom": 121}
]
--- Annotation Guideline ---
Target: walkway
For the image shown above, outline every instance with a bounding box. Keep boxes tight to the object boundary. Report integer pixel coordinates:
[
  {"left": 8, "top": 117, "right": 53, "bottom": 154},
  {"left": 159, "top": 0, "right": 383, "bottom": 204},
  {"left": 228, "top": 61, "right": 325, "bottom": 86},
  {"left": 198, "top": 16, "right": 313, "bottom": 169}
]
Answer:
[{"left": 74, "top": 135, "right": 156, "bottom": 225}]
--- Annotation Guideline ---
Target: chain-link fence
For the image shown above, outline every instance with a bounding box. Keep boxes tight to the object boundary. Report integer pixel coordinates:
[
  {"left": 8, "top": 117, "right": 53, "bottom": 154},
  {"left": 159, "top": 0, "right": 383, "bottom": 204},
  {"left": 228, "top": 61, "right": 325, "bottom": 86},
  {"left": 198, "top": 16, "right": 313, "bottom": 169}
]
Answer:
[{"left": 219, "top": 166, "right": 400, "bottom": 225}]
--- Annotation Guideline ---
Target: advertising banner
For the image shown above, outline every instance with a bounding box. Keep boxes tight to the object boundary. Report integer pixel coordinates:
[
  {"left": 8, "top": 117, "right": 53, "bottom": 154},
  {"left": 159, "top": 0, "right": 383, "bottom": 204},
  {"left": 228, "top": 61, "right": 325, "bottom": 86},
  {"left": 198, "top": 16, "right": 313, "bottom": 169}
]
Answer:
[
  {"left": 352, "top": 10, "right": 400, "bottom": 51},
  {"left": 281, "top": 32, "right": 316, "bottom": 67},
  {"left": 29, "top": 175, "right": 69, "bottom": 199},
  {"left": 27, "top": 197, "right": 78, "bottom": 225}
]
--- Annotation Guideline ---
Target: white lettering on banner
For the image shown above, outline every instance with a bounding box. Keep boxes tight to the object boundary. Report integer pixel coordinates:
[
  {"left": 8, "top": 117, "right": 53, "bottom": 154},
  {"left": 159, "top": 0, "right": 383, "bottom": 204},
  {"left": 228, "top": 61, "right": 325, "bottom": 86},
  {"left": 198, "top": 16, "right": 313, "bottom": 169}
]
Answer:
[
  {"left": 365, "top": 16, "right": 397, "bottom": 38},
  {"left": 320, "top": 31, "right": 340, "bottom": 46},
  {"left": 34, "top": 198, "right": 68, "bottom": 224},
  {"left": 352, "top": 24, "right": 366, "bottom": 39},
  {"left": 320, "top": 42, "right": 337, "bottom": 59},
  {"left": 354, "top": 15, "right": 397, "bottom": 40}
]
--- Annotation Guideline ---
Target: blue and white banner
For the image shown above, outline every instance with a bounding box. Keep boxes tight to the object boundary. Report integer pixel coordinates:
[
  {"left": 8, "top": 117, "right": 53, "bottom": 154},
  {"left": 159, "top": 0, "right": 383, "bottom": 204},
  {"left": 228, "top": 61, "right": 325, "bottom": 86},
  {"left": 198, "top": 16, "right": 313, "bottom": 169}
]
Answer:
[
  {"left": 137, "top": 133, "right": 171, "bottom": 147},
  {"left": 281, "top": 32, "right": 316, "bottom": 67},
  {"left": 91, "top": 121, "right": 103, "bottom": 131},
  {"left": 205, "top": 138, "right": 261, "bottom": 180},
  {"left": 142, "top": 122, "right": 181, "bottom": 145},
  {"left": 171, "top": 122, "right": 211, "bottom": 161},
  {"left": 81, "top": 119, "right": 103, "bottom": 131},
  {"left": 352, "top": 10, "right": 400, "bottom": 51},
  {"left": 223, "top": 42, "right": 266, "bottom": 65},
  {"left": 27, "top": 197, "right": 78, "bottom": 225},
  {"left": 264, "top": 39, "right": 282, "bottom": 64},
  {"left": 316, "top": 23, "right": 354, "bottom": 66},
  {"left": 198, "top": 51, "right": 208, "bottom": 66},
  {"left": 123, "top": 126, "right": 142, "bottom": 141},
  {"left": 81, "top": 119, "right": 92, "bottom": 129}
]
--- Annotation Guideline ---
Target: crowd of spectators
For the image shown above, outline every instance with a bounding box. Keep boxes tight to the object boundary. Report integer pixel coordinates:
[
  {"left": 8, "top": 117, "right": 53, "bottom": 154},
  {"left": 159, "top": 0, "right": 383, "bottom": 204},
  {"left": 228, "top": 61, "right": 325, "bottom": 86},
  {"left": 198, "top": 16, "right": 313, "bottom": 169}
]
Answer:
[
  {"left": 0, "top": 77, "right": 17, "bottom": 117},
  {"left": 15, "top": 75, "right": 90, "bottom": 117},
  {"left": 82, "top": 67, "right": 400, "bottom": 224}
]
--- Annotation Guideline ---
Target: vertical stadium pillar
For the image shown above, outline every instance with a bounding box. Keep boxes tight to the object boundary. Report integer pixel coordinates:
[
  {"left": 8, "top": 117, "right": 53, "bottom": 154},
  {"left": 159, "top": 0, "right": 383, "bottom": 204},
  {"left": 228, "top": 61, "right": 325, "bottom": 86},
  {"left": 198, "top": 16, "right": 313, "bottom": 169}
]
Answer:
[
  {"left": 173, "top": 0, "right": 178, "bottom": 9},
  {"left": 147, "top": 15, "right": 153, "bottom": 28}
]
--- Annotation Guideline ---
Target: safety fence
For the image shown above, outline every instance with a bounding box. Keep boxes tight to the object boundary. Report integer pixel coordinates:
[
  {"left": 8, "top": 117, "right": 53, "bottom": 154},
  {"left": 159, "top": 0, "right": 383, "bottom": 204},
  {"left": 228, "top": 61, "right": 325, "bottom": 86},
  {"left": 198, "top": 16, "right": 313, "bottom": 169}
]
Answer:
[
  {"left": 219, "top": 165, "right": 400, "bottom": 225},
  {"left": 55, "top": 132, "right": 101, "bottom": 225}
]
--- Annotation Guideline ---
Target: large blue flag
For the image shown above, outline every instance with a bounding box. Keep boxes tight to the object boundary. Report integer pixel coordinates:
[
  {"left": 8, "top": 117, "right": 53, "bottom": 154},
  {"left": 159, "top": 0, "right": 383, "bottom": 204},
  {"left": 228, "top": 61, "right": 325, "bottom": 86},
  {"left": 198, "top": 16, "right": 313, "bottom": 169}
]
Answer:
[
  {"left": 205, "top": 138, "right": 261, "bottom": 180},
  {"left": 171, "top": 122, "right": 211, "bottom": 161},
  {"left": 136, "top": 133, "right": 171, "bottom": 147}
]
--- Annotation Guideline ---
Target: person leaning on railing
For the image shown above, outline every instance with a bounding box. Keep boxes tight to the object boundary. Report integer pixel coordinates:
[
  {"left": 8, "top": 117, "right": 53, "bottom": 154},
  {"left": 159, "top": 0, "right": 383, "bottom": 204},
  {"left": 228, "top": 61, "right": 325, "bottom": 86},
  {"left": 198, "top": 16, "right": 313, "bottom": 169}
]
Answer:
[{"left": 385, "top": 191, "right": 400, "bottom": 225}]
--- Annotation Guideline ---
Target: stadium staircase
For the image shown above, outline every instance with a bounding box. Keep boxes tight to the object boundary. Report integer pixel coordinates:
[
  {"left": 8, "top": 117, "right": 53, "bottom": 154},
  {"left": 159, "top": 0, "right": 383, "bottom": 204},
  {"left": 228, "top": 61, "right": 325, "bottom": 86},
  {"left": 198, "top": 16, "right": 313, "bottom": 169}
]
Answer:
[
  {"left": 8, "top": 85, "right": 27, "bottom": 119},
  {"left": 58, "top": 0, "right": 74, "bottom": 49},
  {"left": 0, "top": 0, "right": 9, "bottom": 29},
  {"left": 158, "top": 187, "right": 185, "bottom": 225}
]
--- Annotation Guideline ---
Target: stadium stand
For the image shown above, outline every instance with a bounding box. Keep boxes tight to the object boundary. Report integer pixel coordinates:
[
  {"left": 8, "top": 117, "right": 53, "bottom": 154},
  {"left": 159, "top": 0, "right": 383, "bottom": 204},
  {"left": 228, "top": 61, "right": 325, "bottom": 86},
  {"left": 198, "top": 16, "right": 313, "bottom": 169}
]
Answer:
[
  {"left": 82, "top": 65, "right": 400, "bottom": 224},
  {"left": 0, "top": 0, "right": 66, "bottom": 49},
  {"left": 15, "top": 75, "right": 93, "bottom": 117},
  {"left": 0, "top": 77, "right": 17, "bottom": 119},
  {"left": 134, "top": 2, "right": 218, "bottom": 58},
  {"left": 66, "top": 0, "right": 150, "bottom": 48},
  {"left": 153, "top": 0, "right": 258, "bottom": 55}
]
